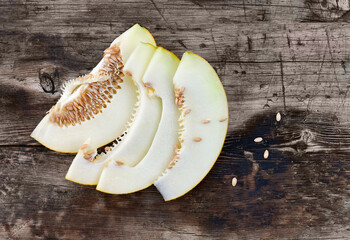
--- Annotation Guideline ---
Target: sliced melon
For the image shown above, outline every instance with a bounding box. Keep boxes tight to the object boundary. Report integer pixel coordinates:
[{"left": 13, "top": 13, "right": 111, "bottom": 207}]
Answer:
[
  {"left": 31, "top": 24, "right": 156, "bottom": 153},
  {"left": 65, "top": 43, "right": 162, "bottom": 185},
  {"left": 96, "top": 47, "right": 180, "bottom": 194},
  {"left": 154, "top": 52, "right": 228, "bottom": 201}
]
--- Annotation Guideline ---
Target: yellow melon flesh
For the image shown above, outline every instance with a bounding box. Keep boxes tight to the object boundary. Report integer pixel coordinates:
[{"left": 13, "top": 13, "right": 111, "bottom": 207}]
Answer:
[
  {"left": 154, "top": 52, "right": 228, "bottom": 201},
  {"left": 31, "top": 24, "right": 156, "bottom": 153},
  {"left": 96, "top": 47, "right": 180, "bottom": 194},
  {"left": 65, "top": 43, "right": 162, "bottom": 185}
]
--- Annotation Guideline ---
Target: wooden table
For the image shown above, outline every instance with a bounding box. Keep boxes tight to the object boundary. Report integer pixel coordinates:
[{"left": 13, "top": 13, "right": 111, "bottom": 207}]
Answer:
[{"left": 1, "top": 0, "right": 350, "bottom": 239}]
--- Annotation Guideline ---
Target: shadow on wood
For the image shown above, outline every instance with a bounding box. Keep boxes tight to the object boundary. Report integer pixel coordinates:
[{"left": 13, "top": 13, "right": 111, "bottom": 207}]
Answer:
[{"left": 1, "top": 109, "right": 349, "bottom": 239}]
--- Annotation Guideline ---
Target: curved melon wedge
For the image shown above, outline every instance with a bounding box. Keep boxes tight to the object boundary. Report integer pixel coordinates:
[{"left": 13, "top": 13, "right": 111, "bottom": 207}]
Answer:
[
  {"left": 31, "top": 24, "right": 156, "bottom": 153},
  {"left": 154, "top": 52, "right": 228, "bottom": 201},
  {"left": 66, "top": 43, "right": 162, "bottom": 185},
  {"left": 96, "top": 47, "right": 180, "bottom": 194}
]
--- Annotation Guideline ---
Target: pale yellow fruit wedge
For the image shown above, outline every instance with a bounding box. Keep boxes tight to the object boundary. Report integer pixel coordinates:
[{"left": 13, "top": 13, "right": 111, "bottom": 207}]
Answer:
[
  {"left": 154, "top": 52, "right": 228, "bottom": 201},
  {"left": 31, "top": 24, "right": 156, "bottom": 153},
  {"left": 96, "top": 47, "right": 180, "bottom": 194},
  {"left": 66, "top": 43, "right": 162, "bottom": 185}
]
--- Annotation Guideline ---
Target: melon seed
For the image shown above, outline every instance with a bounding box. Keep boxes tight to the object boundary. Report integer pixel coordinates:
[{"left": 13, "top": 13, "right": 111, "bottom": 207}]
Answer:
[
  {"left": 80, "top": 144, "right": 88, "bottom": 150},
  {"left": 116, "top": 161, "right": 124, "bottom": 166},
  {"left": 264, "top": 150, "right": 269, "bottom": 159},
  {"left": 232, "top": 177, "right": 237, "bottom": 187},
  {"left": 276, "top": 112, "right": 281, "bottom": 122}
]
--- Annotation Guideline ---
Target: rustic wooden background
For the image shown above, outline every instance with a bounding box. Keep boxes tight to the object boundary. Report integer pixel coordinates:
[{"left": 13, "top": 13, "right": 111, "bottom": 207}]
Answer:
[{"left": 1, "top": 0, "right": 350, "bottom": 239}]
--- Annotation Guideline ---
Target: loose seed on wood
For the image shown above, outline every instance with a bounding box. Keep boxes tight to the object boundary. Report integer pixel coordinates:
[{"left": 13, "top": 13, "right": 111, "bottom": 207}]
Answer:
[
  {"left": 232, "top": 177, "right": 237, "bottom": 187},
  {"left": 264, "top": 150, "right": 269, "bottom": 159},
  {"left": 276, "top": 112, "right": 281, "bottom": 122}
]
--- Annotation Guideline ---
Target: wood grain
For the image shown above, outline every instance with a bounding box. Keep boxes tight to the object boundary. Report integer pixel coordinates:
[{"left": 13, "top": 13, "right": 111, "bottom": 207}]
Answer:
[{"left": 1, "top": 0, "right": 350, "bottom": 239}]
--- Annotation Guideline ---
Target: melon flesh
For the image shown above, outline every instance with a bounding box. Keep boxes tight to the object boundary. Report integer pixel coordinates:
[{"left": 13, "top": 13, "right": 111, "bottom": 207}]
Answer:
[
  {"left": 31, "top": 24, "right": 156, "bottom": 153},
  {"left": 154, "top": 52, "right": 228, "bottom": 201},
  {"left": 65, "top": 43, "right": 162, "bottom": 185},
  {"left": 96, "top": 47, "right": 180, "bottom": 194}
]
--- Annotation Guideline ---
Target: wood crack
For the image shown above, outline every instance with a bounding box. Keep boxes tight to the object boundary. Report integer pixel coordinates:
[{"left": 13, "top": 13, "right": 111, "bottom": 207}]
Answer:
[
  {"left": 149, "top": 0, "right": 169, "bottom": 25},
  {"left": 279, "top": 53, "right": 287, "bottom": 111},
  {"left": 210, "top": 28, "right": 220, "bottom": 62},
  {"left": 325, "top": 28, "right": 341, "bottom": 93}
]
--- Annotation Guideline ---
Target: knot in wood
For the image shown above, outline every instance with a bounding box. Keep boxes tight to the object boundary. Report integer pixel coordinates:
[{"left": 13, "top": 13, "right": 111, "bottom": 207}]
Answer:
[
  {"left": 305, "top": 0, "right": 350, "bottom": 21},
  {"left": 39, "top": 67, "right": 59, "bottom": 94},
  {"left": 300, "top": 129, "right": 314, "bottom": 144}
]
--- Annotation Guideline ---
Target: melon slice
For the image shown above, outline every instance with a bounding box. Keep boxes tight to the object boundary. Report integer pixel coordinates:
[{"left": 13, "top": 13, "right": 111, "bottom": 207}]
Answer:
[
  {"left": 31, "top": 24, "right": 156, "bottom": 153},
  {"left": 154, "top": 52, "right": 228, "bottom": 201},
  {"left": 96, "top": 47, "right": 180, "bottom": 194},
  {"left": 65, "top": 43, "right": 163, "bottom": 185}
]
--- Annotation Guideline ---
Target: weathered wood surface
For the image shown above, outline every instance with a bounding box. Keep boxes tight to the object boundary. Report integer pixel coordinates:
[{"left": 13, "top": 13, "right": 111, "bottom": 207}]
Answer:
[{"left": 1, "top": 0, "right": 350, "bottom": 239}]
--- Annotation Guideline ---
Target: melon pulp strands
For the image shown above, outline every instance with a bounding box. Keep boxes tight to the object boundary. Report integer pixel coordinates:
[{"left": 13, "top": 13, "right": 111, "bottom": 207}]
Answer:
[
  {"left": 154, "top": 52, "right": 229, "bottom": 201},
  {"left": 91, "top": 24, "right": 155, "bottom": 75},
  {"left": 65, "top": 43, "right": 163, "bottom": 185},
  {"left": 31, "top": 78, "right": 137, "bottom": 153},
  {"left": 96, "top": 47, "right": 180, "bottom": 194},
  {"left": 31, "top": 24, "right": 156, "bottom": 153}
]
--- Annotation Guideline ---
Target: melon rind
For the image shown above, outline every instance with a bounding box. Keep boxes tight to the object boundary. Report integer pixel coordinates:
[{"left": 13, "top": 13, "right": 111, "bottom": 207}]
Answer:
[
  {"left": 31, "top": 24, "right": 156, "bottom": 153},
  {"left": 96, "top": 47, "right": 180, "bottom": 194},
  {"left": 154, "top": 52, "right": 228, "bottom": 201},
  {"left": 65, "top": 43, "right": 161, "bottom": 185}
]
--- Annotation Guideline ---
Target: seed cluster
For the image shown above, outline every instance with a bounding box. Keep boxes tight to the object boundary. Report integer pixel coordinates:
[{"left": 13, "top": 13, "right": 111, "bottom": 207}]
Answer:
[
  {"left": 174, "top": 87, "right": 185, "bottom": 107},
  {"left": 168, "top": 85, "right": 186, "bottom": 170},
  {"left": 50, "top": 45, "right": 124, "bottom": 127},
  {"left": 168, "top": 87, "right": 195, "bottom": 170},
  {"left": 171, "top": 86, "right": 186, "bottom": 169},
  {"left": 168, "top": 144, "right": 180, "bottom": 170}
]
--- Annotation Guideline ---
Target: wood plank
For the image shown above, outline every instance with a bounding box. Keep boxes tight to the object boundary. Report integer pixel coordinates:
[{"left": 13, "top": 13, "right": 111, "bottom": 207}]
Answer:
[
  {"left": 1, "top": 110, "right": 350, "bottom": 239},
  {"left": 2, "top": 24, "right": 350, "bottom": 144},
  {"left": 1, "top": 0, "right": 350, "bottom": 239}
]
